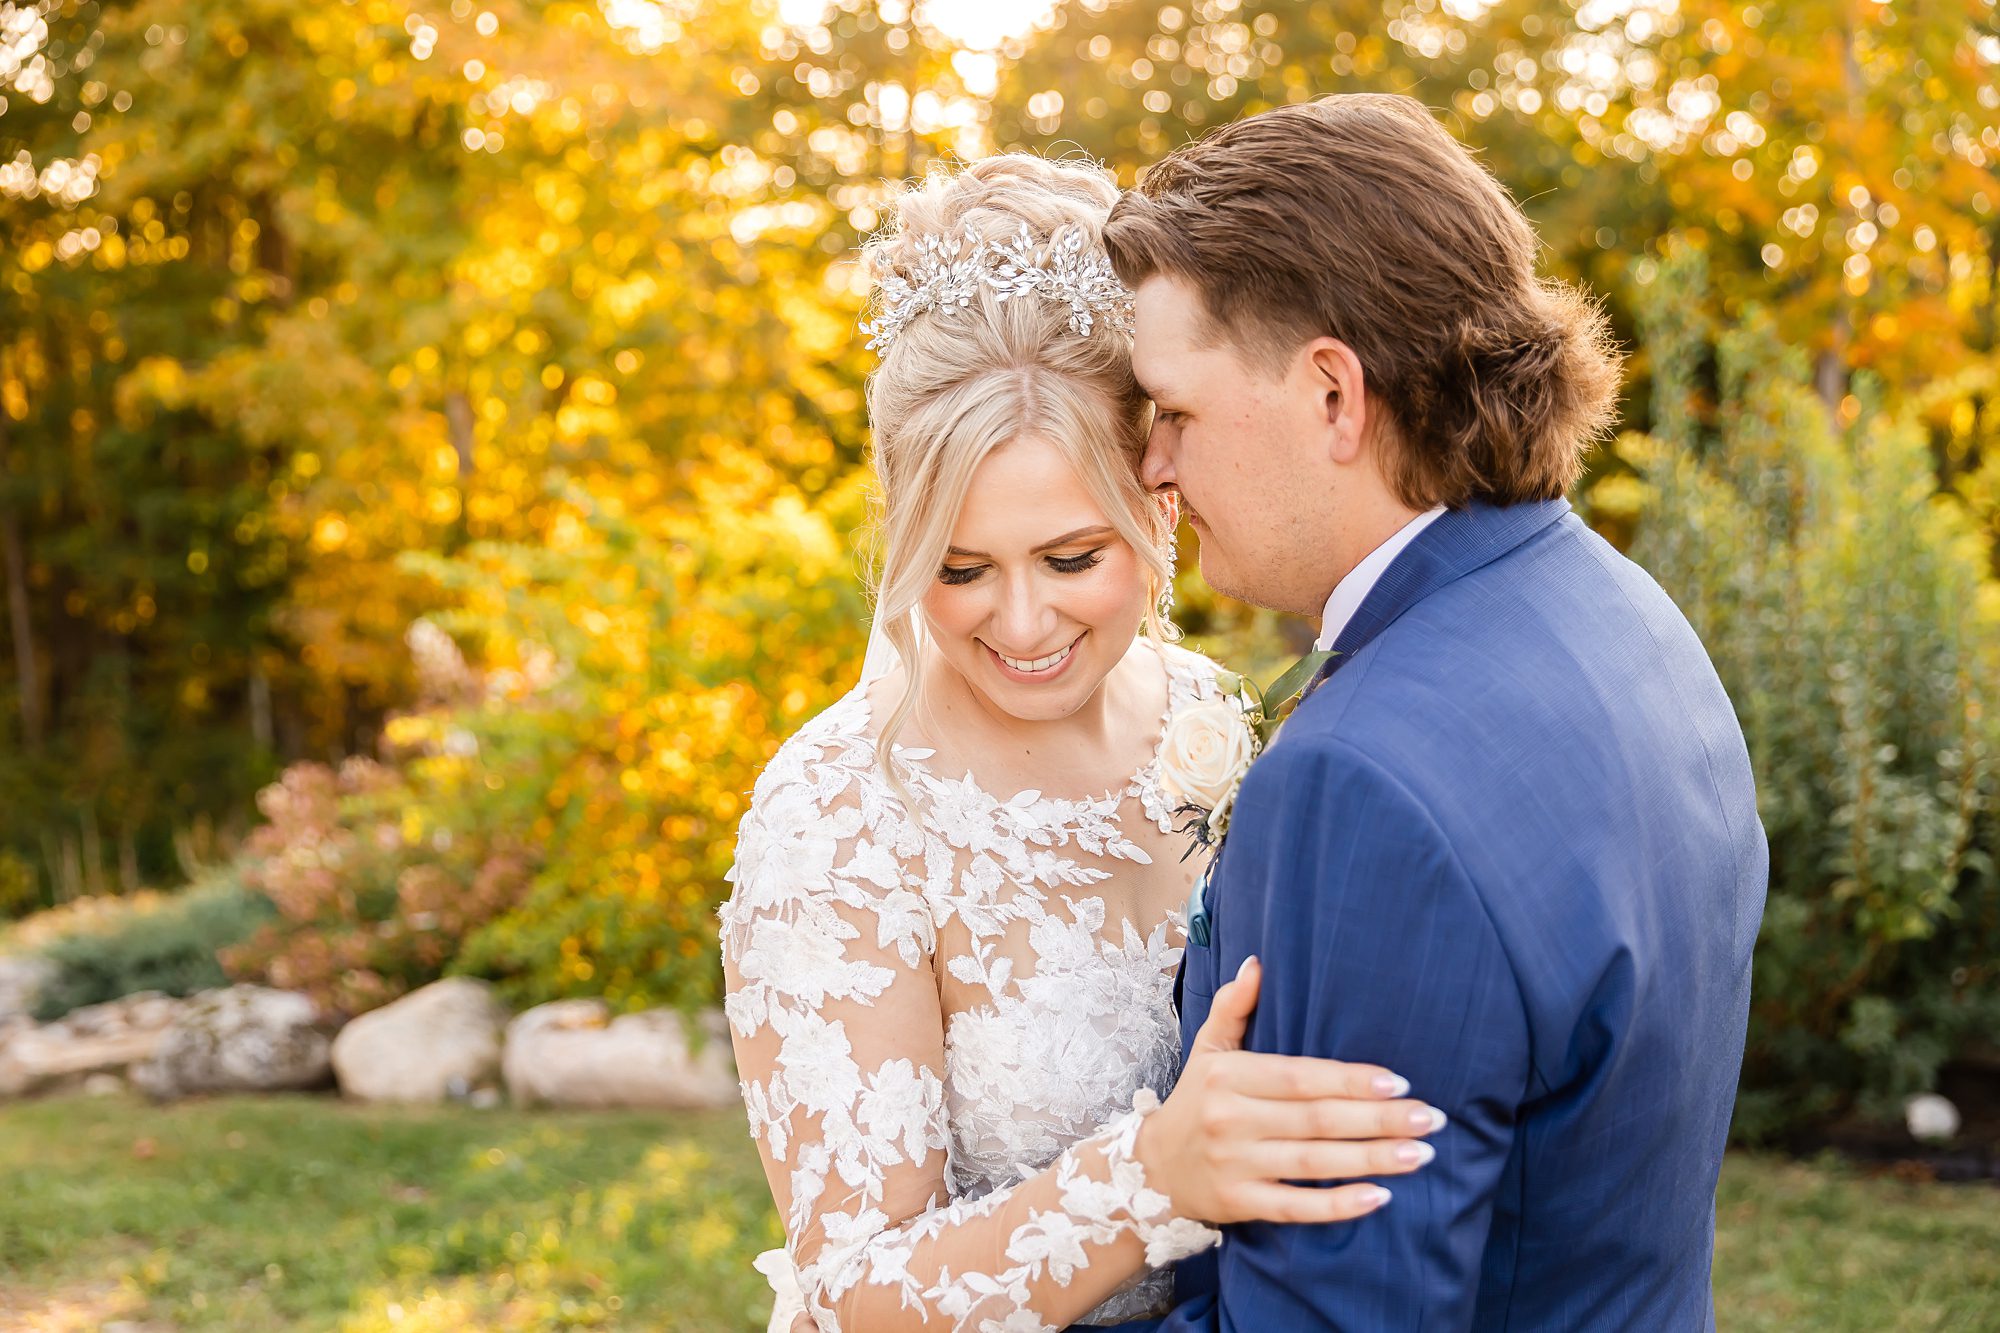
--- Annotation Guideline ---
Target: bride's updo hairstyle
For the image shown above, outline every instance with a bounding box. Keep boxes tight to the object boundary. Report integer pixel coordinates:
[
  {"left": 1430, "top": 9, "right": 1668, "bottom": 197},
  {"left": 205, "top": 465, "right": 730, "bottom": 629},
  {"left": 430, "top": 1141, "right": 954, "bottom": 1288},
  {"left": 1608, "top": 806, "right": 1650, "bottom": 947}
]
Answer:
[{"left": 860, "top": 154, "right": 1174, "bottom": 768}]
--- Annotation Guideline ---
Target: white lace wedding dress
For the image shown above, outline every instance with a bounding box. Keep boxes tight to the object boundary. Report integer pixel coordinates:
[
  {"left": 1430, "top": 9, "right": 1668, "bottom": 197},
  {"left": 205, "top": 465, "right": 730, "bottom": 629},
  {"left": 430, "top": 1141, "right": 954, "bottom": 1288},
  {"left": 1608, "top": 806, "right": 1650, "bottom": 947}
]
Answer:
[{"left": 719, "top": 638, "right": 1226, "bottom": 1332}]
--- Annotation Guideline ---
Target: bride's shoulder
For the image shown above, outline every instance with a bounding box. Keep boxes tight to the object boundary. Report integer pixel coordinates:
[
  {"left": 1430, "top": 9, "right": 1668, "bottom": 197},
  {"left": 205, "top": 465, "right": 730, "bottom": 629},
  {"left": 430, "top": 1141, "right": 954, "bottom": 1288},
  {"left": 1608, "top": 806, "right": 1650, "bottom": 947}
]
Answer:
[
  {"left": 743, "top": 686, "right": 883, "bottom": 811},
  {"left": 1145, "top": 636, "right": 1228, "bottom": 700},
  {"left": 724, "top": 685, "right": 925, "bottom": 946}
]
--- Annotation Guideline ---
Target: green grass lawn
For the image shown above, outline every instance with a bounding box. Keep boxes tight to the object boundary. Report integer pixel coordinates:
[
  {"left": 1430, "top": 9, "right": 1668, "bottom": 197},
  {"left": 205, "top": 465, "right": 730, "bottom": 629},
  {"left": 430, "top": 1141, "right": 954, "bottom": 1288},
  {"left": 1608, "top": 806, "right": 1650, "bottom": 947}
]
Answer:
[{"left": 1, "top": 1092, "right": 1995, "bottom": 1331}]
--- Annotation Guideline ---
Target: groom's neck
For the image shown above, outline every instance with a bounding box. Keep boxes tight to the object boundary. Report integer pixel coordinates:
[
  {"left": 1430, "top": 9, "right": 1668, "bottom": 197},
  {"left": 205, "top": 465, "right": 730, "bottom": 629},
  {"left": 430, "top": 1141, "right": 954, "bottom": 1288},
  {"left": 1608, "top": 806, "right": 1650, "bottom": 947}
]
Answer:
[{"left": 1311, "top": 489, "right": 1425, "bottom": 610}]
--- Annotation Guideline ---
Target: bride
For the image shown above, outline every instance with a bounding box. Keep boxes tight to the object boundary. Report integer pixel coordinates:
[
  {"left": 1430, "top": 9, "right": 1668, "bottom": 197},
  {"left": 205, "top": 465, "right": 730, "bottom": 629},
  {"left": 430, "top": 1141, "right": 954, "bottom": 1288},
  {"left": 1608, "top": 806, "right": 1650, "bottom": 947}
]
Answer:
[{"left": 719, "top": 155, "right": 1442, "bottom": 1333}]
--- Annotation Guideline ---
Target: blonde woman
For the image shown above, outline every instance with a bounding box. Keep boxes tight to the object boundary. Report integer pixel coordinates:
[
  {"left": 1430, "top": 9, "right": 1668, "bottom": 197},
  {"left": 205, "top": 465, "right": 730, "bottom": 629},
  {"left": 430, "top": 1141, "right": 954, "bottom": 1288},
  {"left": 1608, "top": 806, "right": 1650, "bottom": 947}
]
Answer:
[{"left": 718, "top": 155, "right": 1442, "bottom": 1333}]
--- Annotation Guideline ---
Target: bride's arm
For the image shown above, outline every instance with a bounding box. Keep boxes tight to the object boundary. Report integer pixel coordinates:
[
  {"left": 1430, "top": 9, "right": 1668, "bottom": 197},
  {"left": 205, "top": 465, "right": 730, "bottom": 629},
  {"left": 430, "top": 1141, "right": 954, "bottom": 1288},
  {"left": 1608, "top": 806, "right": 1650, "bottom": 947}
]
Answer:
[
  {"left": 723, "top": 816, "right": 1192, "bottom": 1329},
  {"left": 722, "top": 784, "right": 1436, "bottom": 1333}
]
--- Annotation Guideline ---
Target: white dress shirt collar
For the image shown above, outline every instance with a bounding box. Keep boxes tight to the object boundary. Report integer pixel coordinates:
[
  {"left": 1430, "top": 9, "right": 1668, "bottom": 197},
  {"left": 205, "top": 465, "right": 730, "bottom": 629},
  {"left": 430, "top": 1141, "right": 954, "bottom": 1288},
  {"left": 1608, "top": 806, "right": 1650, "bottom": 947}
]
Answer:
[{"left": 1313, "top": 506, "right": 1448, "bottom": 652}]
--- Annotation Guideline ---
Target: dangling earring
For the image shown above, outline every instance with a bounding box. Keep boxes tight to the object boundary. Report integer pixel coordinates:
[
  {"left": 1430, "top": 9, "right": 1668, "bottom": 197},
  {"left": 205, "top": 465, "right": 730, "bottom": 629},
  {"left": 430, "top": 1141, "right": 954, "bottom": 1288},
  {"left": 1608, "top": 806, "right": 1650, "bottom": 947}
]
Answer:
[{"left": 1154, "top": 493, "right": 1180, "bottom": 626}]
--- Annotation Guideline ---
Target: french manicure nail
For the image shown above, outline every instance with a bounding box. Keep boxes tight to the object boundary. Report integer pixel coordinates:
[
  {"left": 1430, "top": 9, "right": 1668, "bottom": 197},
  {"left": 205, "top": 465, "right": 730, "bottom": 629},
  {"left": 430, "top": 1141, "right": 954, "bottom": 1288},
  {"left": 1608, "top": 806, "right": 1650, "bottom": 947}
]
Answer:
[
  {"left": 1395, "top": 1141, "right": 1436, "bottom": 1167},
  {"left": 1362, "top": 1185, "right": 1393, "bottom": 1209},
  {"left": 1373, "top": 1073, "right": 1410, "bottom": 1098},
  {"left": 1236, "top": 955, "right": 1257, "bottom": 981},
  {"left": 1410, "top": 1105, "right": 1448, "bottom": 1133}
]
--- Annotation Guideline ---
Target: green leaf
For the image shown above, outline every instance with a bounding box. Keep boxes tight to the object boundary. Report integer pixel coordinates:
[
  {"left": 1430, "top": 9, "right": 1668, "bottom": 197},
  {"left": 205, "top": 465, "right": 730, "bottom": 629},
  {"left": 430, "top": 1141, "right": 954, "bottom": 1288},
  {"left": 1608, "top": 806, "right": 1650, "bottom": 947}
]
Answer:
[{"left": 1261, "top": 649, "right": 1335, "bottom": 711}]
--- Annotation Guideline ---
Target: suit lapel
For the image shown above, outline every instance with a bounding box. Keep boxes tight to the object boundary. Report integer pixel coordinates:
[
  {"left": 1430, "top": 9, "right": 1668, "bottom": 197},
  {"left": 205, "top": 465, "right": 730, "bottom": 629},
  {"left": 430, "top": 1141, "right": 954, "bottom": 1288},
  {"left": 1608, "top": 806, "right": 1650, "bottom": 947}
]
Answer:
[{"left": 1308, "top": 497, "right": 1573, "bottom": 695}]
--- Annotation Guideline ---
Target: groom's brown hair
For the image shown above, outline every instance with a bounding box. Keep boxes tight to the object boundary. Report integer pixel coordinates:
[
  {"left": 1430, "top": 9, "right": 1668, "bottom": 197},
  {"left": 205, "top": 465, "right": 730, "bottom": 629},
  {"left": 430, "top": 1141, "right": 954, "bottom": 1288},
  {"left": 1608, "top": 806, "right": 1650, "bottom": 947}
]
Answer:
[{"left": 1104, "top": 94, "right": 1621, "bottom": 510}]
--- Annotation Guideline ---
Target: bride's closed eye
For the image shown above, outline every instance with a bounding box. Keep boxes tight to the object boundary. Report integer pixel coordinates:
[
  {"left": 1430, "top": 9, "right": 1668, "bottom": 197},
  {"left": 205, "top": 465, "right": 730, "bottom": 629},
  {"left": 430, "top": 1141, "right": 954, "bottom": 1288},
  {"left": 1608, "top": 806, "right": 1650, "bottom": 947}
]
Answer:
[
  {"left": 1047, "top": 548, "right": 1107, "bottom": 574},
  {"left": 936, "top": 548, "right": 1107, "bottom": 586}
]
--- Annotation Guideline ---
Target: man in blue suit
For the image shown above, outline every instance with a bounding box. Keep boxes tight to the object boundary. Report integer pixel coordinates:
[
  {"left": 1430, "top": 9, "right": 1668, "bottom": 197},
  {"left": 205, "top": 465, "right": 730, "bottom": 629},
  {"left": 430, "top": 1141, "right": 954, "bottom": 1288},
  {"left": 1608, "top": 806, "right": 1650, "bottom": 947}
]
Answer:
[{"left": 1096, "top": 95, "right": 1768, "bottom": 1329}]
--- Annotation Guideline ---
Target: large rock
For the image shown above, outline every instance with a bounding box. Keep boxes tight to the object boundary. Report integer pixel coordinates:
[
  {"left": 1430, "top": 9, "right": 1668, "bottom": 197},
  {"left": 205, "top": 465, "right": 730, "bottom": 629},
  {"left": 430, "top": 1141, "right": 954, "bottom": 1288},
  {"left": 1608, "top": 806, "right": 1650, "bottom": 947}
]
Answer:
[
  {"left": 0, "top": 954, "right": 55, "bottom": 1020},
  {"left": 331, "top": 976, "right": 508, "bottom": 1104},
  {"left": 1906, "top": 1092, "right": 1962, "bottom": 1143},
  {"left": 503, "top": 999, "right": 736, "bottom": 1110},
  {"left": 0, "top": 990, "right": 185, "bottom": 1099},
  {"left": 129, "top": 986, "right": 333, "bottom": 1100}
]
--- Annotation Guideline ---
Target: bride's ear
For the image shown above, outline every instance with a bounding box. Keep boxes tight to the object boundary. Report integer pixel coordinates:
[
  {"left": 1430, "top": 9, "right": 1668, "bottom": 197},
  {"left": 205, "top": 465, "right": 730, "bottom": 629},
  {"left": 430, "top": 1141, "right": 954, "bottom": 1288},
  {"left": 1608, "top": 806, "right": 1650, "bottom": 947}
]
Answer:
[{"left": 1303, "top": 338, "right": 1370, "bottom": 466}]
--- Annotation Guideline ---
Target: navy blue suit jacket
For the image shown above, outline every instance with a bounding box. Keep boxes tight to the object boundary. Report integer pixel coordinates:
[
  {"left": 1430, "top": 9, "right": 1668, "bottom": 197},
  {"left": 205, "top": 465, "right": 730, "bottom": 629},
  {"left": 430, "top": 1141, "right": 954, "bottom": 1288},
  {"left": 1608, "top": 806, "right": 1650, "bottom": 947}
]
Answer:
[{"left": 1107, "top": 498, "right": 1767, "bottom": 1331}]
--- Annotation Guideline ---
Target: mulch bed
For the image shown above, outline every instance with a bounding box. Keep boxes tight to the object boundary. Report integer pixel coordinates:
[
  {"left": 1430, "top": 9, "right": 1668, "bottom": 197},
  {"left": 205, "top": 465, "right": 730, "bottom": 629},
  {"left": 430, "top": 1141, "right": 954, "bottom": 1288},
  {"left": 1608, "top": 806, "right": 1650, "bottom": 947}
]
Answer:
[{"left": 1785, "top": 1060, "right": 2000, "bottom": 1185}]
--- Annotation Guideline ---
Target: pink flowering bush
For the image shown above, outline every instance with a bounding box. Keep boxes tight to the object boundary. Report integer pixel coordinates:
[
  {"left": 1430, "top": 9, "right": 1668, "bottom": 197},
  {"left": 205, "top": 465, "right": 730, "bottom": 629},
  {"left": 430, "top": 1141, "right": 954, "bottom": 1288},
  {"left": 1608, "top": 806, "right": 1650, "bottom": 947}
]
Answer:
[{"left": 219, "top": 757, "right": 534, "bottom": 1020}]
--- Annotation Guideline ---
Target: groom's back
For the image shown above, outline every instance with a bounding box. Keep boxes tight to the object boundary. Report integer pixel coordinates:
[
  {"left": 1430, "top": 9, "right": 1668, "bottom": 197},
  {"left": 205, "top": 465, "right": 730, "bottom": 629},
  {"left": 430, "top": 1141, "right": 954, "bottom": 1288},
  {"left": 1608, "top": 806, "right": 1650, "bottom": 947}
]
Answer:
[{"left": 1323, "top": 510, "right": 1766, "bottom": 1328}]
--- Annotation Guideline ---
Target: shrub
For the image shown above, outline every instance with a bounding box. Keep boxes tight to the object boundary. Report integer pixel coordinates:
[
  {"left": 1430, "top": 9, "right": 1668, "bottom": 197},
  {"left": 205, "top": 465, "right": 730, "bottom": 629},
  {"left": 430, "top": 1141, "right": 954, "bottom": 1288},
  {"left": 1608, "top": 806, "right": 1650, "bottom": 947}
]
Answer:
[
  {"left": 1602, "top": 247, "right": 2000, "bottom": 1140},
  {"left": 0, "top": 851, "right": 36, "bottom": 921},
  {"left": 29, "top": 872, "right": 278, "bottom": 1022},
  {"left": 201, "top": 449, "right": 866, "bottom": 1023},
  {"left": 399, "top": 457, "right": 870, "bottom": 1015},
  {"left": 215, "top": 758, "right": 534, "bottom": 1020}
]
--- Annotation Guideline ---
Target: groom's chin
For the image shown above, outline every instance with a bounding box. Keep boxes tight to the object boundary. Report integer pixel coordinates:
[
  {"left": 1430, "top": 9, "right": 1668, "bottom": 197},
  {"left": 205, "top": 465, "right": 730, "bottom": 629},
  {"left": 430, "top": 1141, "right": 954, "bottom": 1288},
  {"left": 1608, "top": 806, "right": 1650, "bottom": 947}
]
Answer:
[
  {"left": 1195, "top": 549, "right": 1290, "bottom": 616},
  {"left": 1191, "top": 542, "right": 1246, "bottom": 605}
]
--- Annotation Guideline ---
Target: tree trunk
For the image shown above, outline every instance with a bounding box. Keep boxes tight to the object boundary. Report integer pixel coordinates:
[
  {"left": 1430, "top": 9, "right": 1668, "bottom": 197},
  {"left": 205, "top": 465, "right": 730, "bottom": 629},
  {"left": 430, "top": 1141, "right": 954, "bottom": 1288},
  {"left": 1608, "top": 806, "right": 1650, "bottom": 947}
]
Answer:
[
  {"left": 1814, "top": 340, "right": 1847, "bottom": 413},
  {"left": 1817, "top": 10, "right": 1862, "bottom": 416},
  {"left": 445, "top": 391, "right": 476, "bottom": 476},
  {"left": 0, "top": 409, "right": 43, "bottom": 751},
  {"left": 38, "top": 826, "right": 59, "bottom": 903},
  {"left": 56, "top": 829, "right": 82, "bottom": 902},
  {"left": 81, "top": 802, "right": 106, "bottom": 898},
  {"left": 250, "top": 660, "right": 273, "bottom": 750},
  {"left": 118, "top": 822, "right": 140, "bottom": 893}
]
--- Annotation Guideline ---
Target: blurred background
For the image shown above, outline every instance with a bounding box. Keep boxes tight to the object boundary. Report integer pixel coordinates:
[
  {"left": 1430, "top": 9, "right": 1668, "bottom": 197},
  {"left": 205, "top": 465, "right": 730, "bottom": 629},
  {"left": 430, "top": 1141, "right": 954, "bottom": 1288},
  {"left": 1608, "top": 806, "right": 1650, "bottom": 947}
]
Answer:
[{"left": 2, "top": 0, "right": 1998, "bottom": 1328}]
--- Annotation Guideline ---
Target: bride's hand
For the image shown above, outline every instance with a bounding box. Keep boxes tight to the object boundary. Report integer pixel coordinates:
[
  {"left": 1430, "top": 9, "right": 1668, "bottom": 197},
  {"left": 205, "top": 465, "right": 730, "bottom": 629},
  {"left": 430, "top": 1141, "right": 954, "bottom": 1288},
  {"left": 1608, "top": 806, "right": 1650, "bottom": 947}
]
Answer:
[{"left": 1132, "top": 955, "right": 1443, "bottom": 1225}]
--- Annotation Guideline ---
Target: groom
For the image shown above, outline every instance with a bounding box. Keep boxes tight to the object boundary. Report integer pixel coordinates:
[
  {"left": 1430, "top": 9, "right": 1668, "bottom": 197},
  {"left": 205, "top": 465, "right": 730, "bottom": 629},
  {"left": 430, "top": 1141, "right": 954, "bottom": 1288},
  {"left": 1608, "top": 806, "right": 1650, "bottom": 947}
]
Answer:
[{"left": 1099, "top": 96, "right": 1768, "bottom": 1329}]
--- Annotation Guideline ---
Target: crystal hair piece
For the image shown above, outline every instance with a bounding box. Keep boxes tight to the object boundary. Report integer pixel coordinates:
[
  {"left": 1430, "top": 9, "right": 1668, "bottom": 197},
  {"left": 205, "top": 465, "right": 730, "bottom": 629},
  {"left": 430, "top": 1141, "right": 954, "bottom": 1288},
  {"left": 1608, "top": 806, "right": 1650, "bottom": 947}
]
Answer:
[{"left": 861, "top": 222, "right": 1136, "bottom": 353}]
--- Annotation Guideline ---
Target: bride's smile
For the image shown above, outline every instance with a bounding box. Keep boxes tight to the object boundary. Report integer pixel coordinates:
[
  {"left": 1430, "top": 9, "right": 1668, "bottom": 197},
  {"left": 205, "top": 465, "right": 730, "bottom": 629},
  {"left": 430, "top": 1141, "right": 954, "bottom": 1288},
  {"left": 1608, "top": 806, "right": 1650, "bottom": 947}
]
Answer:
[{"left": 984, "top": 631, "right": 1082, "bottom": 679}]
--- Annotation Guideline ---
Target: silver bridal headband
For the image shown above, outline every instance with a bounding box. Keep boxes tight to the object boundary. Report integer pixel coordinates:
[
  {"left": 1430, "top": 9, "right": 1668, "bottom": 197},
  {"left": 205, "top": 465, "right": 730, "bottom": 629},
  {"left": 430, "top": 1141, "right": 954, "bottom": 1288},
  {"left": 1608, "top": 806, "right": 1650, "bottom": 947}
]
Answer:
[{"left": 861, "top": 222, "right": 1136, "bottom": 353}]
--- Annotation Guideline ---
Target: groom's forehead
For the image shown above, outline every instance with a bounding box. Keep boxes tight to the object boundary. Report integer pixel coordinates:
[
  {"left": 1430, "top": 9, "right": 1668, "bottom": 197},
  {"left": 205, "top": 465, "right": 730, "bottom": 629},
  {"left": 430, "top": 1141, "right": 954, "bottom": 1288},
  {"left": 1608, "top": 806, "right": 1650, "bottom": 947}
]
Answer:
[
  {"left": 1132, "top": 276, "right": 1220, "bottom": 387},
  {"left": 1133, "top": 275, "right": 1209, "bottom": 341}
]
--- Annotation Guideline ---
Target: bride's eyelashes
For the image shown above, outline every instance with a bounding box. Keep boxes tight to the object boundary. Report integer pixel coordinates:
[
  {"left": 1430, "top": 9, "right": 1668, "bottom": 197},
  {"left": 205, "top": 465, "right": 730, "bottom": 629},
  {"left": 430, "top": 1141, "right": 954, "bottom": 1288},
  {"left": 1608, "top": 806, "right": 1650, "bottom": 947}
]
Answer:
[
  {"left": 935, "top": 548, "right": 1108, "bottom": 586},
  {"left": 1048, "top": 549, "right": 1107, "bottom": 574}
]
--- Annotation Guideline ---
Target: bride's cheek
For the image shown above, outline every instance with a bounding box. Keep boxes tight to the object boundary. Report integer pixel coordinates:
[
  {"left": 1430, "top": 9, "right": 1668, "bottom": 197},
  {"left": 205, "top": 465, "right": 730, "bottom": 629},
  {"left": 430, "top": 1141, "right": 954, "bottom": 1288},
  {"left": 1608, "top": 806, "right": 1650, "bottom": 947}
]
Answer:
[
  {"left": 920, "top": 585, "right": 982, "bottom": 648},
  {"left": 1078, "top": 551, "right": 1150, "bottom": 630}
]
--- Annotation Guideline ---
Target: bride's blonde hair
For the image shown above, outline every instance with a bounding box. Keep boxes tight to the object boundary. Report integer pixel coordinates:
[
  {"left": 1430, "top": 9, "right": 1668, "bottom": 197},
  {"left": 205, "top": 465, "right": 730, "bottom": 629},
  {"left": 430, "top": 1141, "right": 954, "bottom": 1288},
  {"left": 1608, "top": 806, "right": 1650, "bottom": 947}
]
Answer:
[{"left": 861, "top": 154, "right": 1176, "bottom": 780}]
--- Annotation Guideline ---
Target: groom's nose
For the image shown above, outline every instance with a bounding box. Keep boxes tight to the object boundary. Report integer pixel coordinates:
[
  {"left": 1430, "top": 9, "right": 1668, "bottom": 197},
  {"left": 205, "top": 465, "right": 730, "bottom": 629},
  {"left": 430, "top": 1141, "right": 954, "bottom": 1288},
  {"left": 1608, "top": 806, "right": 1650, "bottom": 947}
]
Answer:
[{"left": 1141, "top": 422, "right": 1177, "bottom": 493}]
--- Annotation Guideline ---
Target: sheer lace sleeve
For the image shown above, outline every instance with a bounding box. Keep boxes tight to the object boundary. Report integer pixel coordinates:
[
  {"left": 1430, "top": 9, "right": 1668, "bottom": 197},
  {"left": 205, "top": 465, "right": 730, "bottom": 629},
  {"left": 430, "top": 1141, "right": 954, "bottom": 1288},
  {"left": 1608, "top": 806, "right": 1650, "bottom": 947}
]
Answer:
[{"left": 720, "top": 707, "right": 1217, "bottom": 1332}]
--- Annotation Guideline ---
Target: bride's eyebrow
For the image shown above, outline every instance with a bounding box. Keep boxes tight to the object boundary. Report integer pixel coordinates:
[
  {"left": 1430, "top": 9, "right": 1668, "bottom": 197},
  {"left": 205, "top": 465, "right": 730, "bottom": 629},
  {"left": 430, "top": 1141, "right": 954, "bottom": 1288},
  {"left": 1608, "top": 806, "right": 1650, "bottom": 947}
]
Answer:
[{"left": 947, "top": 525, "right": 1114, "bottom": 559}]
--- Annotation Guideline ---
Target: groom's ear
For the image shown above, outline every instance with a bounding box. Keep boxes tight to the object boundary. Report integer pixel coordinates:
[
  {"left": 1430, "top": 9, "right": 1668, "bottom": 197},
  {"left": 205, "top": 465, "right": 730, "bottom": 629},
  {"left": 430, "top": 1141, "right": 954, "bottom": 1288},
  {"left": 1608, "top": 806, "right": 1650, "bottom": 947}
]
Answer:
[{"left": 1305, "top": 338, "right": 1370, "bottom": 466}]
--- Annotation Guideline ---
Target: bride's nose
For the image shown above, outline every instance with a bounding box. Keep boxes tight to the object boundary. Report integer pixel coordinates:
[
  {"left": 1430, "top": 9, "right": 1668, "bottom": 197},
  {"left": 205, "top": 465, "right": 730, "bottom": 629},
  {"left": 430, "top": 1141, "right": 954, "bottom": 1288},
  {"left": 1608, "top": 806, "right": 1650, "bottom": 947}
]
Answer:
[{"left": 992, "top": 574, "right": 1058, "bottom": 652}]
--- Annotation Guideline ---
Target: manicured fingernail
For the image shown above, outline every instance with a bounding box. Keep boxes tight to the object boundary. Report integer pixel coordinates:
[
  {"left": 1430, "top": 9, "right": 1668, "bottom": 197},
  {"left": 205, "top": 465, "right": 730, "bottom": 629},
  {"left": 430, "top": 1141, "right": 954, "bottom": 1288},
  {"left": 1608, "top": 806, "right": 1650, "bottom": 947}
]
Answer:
[
  {"left": 1361, "top": 1185, "right": 1393, "bottom": 1209},
  {"left": 1411, "top": 1105, "right": 1448, "bottom": 1133},
  {"left": 1373, "top": 1073, "right": 1410, "bottom": 1098},
  {"left": 1396, "top": 1141, "right": 1436, "bottom": 1167},
  {"left": 1236, "top": 955, "right": 1257, "bottom": 980}
]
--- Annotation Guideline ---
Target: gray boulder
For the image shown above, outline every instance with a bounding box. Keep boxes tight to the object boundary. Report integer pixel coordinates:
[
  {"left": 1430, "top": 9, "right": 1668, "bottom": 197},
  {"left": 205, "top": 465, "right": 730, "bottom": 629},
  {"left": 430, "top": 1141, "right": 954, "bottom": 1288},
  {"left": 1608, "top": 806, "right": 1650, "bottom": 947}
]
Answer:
[
  {"left": 0, "top": 990, "right": 185, "bottom": 1099},
  {"left": 128, "top": 986, "right": 333, "bottom": 1100},
  {"left": 0, "top": 954, "right": 54, "bottom": 1020},
  {"left": 331, "top": 976, "right": 509, "bottom": 1104},
  {"left": 503, "top": 999, "right": 736, "bottom": 1110}
]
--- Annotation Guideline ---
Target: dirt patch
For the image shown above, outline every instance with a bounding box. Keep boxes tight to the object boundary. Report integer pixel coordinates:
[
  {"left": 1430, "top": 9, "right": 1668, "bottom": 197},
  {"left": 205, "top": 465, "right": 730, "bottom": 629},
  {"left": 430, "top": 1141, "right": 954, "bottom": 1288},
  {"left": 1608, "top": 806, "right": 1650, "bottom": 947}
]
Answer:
[{"left": 0, "top": 1276, "right": 169, "bottom": 1332}]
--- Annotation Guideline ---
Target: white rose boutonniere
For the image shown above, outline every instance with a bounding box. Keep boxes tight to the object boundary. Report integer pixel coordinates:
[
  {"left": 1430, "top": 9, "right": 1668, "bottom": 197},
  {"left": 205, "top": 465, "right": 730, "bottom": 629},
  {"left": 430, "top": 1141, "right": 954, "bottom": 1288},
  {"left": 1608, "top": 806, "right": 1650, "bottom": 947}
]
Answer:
[
  {"left": 1160, "top": 699, "right": 1259, "bottom": 840},
  {"left": 1163, "top": 649, "right": 1335, "bottom": 854}
]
